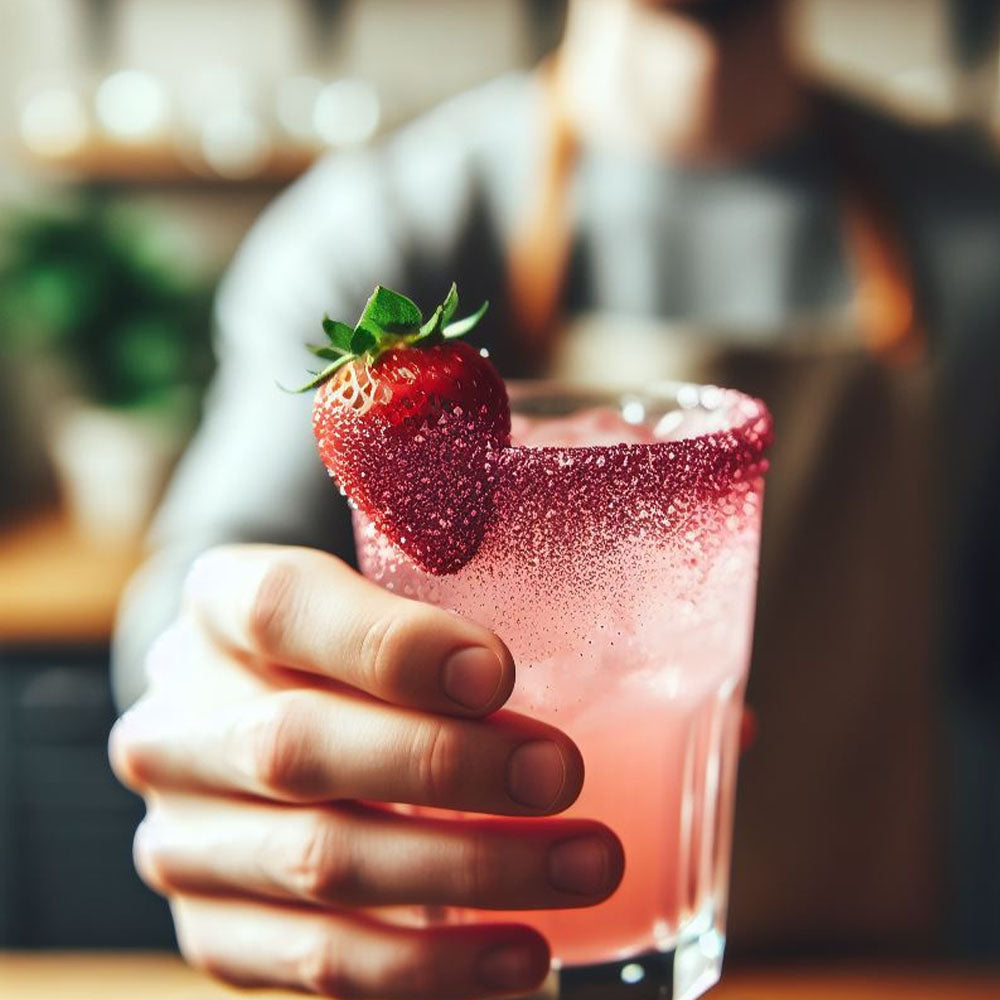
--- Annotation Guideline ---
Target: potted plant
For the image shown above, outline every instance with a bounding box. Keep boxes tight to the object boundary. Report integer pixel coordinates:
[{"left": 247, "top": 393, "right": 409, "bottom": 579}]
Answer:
[{"left": 0, "top": 196, "right": 215, "bottom": 541}]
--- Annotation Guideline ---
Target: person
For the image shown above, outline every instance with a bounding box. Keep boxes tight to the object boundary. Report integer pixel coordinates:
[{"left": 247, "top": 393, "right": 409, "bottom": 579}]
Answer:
[{"left": 109, "top": 0, "right": 1000, "bottom": 995}]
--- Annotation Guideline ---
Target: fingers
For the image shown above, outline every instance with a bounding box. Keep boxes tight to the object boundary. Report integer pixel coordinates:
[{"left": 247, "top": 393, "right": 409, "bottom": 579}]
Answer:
[
  {"left": 172, "top": 897, "right": 550, "bottom": 999},
  {"left": 183, "top": 545, "right": 514, "bottom": 717},
  {"left": 136, "top": 798, "right": 623, "bottom": 911},
  {"left": 111, "top": 691, "right": 584, "bottom": 816}
]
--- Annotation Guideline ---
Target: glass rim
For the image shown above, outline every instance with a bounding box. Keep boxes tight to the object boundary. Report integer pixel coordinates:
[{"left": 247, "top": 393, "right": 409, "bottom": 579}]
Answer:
[{"left": 505, "top": 378, "right": 773, "bottom": 470}]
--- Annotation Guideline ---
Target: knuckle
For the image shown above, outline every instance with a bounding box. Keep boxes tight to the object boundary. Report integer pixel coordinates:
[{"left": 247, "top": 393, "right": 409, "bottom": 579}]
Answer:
[
  {"left": 359, "top": 612, "right": 403, "bottom": 696},
  {"left": 173, "top": 915, "right": 209, "bottom": 974},
  {"left": 108, "top": 707, "right": 154, "bottom": 790},
  {"left": 194, "top": 952, "right": 234, "bottom": 987},
  {"left": 176, "top": 938, "right": 203, "bottom": 972},
  {"left": 456, "top": 832, "right": 500, "bottom": 904},
  {"left": 107, "top": 716, "right": 136, "bottom": 786},
  {"left": 180, "top": 546, "right": 229, "bottom": 609},
  {"left": 301, "top": 935, "right": 363, "bottom": 999},
  {"left": 246, "top": 692, "right": 318, "bottom": 799},
  {"left": 132, "top": 818, "right": 171, "bottom": 894},
  {"left": 289, "top": 814, "right": 358, "bottom": 904},
  {"left": 414, "top": 720, "right": 465, "bottom": 805},
  {"left": 172, "top": 909, "right": 240, "bottom": 989},
  {"left": 247, "top": 559, "right": 300, "bottom": 656},
  {"left": 361, "top": 605, "right": 440, "bottom": 699}
]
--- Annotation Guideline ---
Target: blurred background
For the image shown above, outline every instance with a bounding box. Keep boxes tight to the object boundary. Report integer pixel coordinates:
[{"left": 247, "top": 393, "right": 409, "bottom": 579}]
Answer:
[{"left": 1, "top": 0, "right": 999, "bottom": 971}]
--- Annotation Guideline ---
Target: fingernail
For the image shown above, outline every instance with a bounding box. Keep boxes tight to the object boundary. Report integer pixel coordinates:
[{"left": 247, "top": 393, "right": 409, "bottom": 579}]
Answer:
[
  {"left": 477, "top": 944, "right": 543, "bottom": 993},
  {"left": 442, "top": 647, "right": 504, "bottom": 711},
  {"left": 507, "top": 741, "right": 567, "bottom": 810},
  {"left": 548, "top": 836, "right": 614, "bottom": 896}
]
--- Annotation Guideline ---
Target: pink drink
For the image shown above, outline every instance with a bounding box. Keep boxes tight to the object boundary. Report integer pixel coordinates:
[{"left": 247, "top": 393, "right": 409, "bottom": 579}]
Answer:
[{"left": 354, "top": 383, "right": 771, "bottom": 1000}]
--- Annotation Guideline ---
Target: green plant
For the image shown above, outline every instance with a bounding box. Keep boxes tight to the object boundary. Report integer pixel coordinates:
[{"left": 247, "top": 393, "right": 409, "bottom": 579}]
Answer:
[{"left": 0, "top": 196, "right": 216, "bottom": 415}]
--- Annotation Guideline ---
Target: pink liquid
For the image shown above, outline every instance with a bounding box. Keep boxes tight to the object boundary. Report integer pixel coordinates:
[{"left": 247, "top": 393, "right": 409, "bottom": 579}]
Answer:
[{"left": 354, "top": 387, "right": 771, "bottom": 967}]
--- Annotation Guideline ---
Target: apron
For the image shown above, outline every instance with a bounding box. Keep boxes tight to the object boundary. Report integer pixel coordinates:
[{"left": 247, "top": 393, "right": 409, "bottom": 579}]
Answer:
[{"left": 505, "top": 73, "right": 943, "bottom": 956}]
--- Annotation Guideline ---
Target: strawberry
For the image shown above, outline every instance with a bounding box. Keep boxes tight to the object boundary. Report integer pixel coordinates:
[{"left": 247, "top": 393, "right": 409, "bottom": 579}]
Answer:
[{"left": 297, "top": 284, "right": 510, "bottom": 574}]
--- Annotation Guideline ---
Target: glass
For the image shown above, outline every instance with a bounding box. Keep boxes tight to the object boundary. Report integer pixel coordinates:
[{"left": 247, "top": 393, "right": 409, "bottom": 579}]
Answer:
[{"left": 353, "top": 381, "right": 772, "bottom": 1000}]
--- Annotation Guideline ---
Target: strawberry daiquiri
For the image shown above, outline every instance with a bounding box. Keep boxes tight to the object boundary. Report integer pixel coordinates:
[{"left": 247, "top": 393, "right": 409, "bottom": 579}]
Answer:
[{"left": 301, "top": 286, "right": 772, "bottom": 1000}]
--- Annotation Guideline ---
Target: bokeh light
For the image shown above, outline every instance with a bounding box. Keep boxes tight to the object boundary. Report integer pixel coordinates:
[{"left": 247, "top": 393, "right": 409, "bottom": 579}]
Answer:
[
  {"left": 313, "top": 78, "right": 381, "bottom": 148},
  {"left": 95, "top": 70, "right": 171, "bottom": 143},
  {"left": 20, "top": 86, "right": 89, "bottom": 157},
  {"left": 200, "top": 108, "right": 271, "bottom": 178},
  {"left": 275, "top": 74, "right": 324, "bottom": 142}
]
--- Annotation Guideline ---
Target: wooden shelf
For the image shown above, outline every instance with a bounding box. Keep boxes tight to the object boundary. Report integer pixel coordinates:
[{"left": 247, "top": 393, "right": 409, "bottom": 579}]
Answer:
[
  {"left": 20, "top": 139, "right": 319, "bottom": 187},
  {"left": 0, "top": 513, "right": 143, "bottom": 646}
]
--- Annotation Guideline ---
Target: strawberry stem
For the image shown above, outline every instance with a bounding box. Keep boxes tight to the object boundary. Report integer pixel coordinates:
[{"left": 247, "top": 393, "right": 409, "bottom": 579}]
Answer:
[{"left": 289, "top": 282, "right": 489, "bottom": 394}]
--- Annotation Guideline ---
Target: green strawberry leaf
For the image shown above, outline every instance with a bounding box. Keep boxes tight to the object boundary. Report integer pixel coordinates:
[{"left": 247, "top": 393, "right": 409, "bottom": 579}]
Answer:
[
  {"left": 296, "top": 283, "right": 489, "bottom": 393},
  {"left": 356, "top": 285, "right": 423, "bottom": 337},
  {"left": 443, "top": 300, "right": 489, "bottom": 338},
  {"left": 308, "top": 343, "right": 348, "bottom": 361},
  {"left": 351, "top": 327, "right": 378, "bottom": 354},
  {"left": 417, "top": 304, "right": 444, "bottom": 340},
  {"left": 440, "top": 282, "right": 460, "bottom": 325},
  {"left": 286, "top": 354, "right": 354, "bottom": 393},
  {"left": 322, "top": 317, "right": 355, "bottom": 352}
]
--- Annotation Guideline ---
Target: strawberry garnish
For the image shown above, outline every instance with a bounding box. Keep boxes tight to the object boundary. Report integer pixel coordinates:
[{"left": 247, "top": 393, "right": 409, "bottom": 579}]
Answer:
[{"left": 297, "top": 284, "right": 510, "bottom": 574}]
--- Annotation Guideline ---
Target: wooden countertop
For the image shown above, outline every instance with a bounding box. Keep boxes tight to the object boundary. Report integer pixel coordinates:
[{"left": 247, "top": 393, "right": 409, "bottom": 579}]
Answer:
[
  {"left": 0, "top": 515, "right": 143, "bottom": 645},
  {"left": 0, "top": 954, "right": 998, "bottom": 1000}
]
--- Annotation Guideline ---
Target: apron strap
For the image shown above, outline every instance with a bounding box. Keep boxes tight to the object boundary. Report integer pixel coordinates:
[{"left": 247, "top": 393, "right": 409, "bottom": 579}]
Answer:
[
  {"left": 506, "top": 62, "right": 579, "bottom": 367},
  {"left": 814, "top": 92, "right": 927, "bottom": 363},
  {"left": 507, "top": 69, "right": 927, "bottom": 366}
]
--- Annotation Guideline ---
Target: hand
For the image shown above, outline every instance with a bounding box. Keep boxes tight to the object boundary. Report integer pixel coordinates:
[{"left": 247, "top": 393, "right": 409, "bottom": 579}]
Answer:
[{"left": 109, "top": 545, "right": 624, "bottom": 999}]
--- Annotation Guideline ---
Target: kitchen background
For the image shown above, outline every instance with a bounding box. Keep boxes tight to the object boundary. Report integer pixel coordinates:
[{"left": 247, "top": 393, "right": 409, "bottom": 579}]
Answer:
[{"left": 0, "top": 0, "right": 998, "bottom": 960}]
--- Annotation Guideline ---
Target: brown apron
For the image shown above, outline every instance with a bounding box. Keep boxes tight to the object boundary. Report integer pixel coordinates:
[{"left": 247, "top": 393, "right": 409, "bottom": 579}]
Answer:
[{"left": 507, "top": 75, "right": 942, "bottom": 956}]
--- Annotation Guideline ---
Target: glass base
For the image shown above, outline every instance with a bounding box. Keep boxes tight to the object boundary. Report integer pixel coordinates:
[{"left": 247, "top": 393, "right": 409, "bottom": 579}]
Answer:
[{"left": 518, "top": 925, "right": 725, "bottom": 1000}]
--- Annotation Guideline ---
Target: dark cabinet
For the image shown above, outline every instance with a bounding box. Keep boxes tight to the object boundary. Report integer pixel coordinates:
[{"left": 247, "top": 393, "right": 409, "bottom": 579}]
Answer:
[{"left": 0, "top": 647, "right": 174, "bottom": 948}]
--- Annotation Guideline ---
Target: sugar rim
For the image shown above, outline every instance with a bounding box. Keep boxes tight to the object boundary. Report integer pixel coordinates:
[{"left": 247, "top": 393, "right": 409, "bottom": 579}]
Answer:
[{"left": 506, "top": 379, "right": 773, "bottom": 471}]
